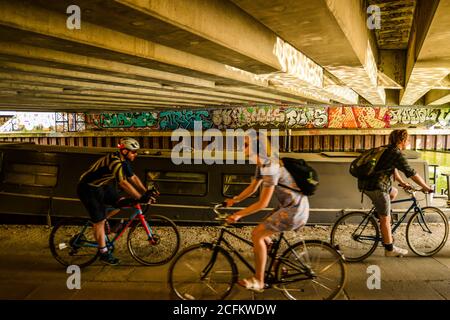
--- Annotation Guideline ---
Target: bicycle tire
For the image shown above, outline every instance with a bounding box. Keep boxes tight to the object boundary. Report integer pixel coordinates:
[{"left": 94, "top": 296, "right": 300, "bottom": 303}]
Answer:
[
  {"left": 275, "top": 240, "right": 346, "bottom": 300},
  {"left": 127, "top": 214, "right": 180, "bottom": 265},
  {"left": 330, "top": 211, "right": 380, "bottom": 262},
  {"left": 168, "top": 243, "right": 238, "bottom": 300},
  {"left": 49, "top": 218, "right": 99, "bottom": 268},
  {"left": 406, "top": 206, "right": 449, "bottom": 257}
]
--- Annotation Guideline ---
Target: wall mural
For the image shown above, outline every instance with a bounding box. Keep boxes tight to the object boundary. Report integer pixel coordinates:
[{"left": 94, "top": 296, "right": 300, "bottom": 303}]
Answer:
[
  {"left": 389, "top": 108, "right": 450, "bottom": 128},
  {"left": 159, "top": 110, "right": 212, "bottom": 130},
  {"left": 328, "top": 106, "right": 389, "bottom": 129},
  {"left": 212, "top": 107, "right": 286, "bottom": 129},
  {"left": 285, "top": 107, "right": 328, "bottom": 128},
  {"left": 92, "top": 112, "right": 158, "bottom": 129},
  {"left": 86, "top": 106, "right": 450, "bottom": 130}
]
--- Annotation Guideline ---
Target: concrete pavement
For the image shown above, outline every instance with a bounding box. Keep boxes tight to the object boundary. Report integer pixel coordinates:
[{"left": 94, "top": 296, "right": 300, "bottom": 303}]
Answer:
[{"left": 0, "top": 224, "right": 449, "bottom": 300}]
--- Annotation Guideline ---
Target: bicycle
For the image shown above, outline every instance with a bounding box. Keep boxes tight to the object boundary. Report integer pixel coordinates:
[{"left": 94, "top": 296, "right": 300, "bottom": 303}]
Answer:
[
  {"left": 168, "top": 204, "right": 346, "bottom": 300},
  {"left": 49, "top": 199, "right": 180, "bottom": 268},
  {"left": 330, "top": 186, "right": 449, "bottom": 262}
]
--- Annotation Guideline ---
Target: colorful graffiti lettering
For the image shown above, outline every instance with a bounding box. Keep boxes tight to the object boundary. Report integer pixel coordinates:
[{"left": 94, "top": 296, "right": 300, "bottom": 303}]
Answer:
[
  {"left": 285, "top": 107, "right": 327, "bottom": 128},
  {"left": 87, "top": 106, "right": 450, "bottom": 131},
  {"left": 328, "top": 107, "right": 388, "bottom": 128},
  {"left": 92, "top": 112, "right": 158, "bottom": 129},
  {"left": 212, "top": 107, "right": 285, "bottom": 129},
  {"left": 159, "top": 110, "right": 212, "bottom": 130},
  {"left": 437, "top": 109, "right": 450, "bottom": 127},
  {"left": 389, "top": 108, "right": 450, "bottom": 127}
]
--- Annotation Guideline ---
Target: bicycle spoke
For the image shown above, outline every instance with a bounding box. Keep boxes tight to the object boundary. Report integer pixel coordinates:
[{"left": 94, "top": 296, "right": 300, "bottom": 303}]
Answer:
[
  {"left": 169, "top": 244, "right": 236, "bottom": 300},
  {"left": 317, "top": 258, "right": 342, "bottom": 275},
  {"left": 331, "top": 212, "right": 379, "bottom": 262},
  {"left": 311, "top": 279, "right": 334, "bottom": 292},
  {"left": 406, "top": 207, "right": 449, "bottom": 257},
  {"left": 49, "top": 219, "right": 99, "bottom": 268},
  {"left": 127, "top": 215, "right": 180, "bottom": 266},
  {"left": 277, "top": 241, "right": 346, "bottom": 300},
  {"left": 205, "top": 282, "right": 220, "bottom": 294}
]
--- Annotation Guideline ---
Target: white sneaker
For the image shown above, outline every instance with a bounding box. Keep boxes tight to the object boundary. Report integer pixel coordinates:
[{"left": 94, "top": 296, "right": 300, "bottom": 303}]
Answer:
[{"left": 385, "top": 245, "right": 408, "bottom": 257}]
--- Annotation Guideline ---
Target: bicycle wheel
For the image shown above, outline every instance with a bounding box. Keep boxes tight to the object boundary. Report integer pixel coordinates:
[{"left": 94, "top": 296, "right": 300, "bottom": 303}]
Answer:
[
  {"left": 49, "top": 218, "right": 99, "bottom": 268},
  {"left": 168, "top": 243, "right": 238, "bottom": 300},
  {"left": 275, "top": 240, "right": 346, "bottom": 300},
  {"left": 406, "top": 206, "right": 449, "bottom": 257},
  {"left": 127, "top": 214, "right": 180, "bottom": 265},
  {"left": 330, "top": 211, "right": 379, "bottom": 262}
]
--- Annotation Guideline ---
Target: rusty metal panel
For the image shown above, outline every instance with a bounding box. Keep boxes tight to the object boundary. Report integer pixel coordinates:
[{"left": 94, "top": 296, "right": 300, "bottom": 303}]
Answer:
[
  {"left": 426, "top": 135, "right": 436, "bottom": 150},
  {"left": 363, "top": 135, "right": 373, "bottom": 150},
  {"left": 436, "top": 135, "right": 445, "bottom": 150},
  {"left": 375, "top": 135, "right": 384, "bottom": 147},
  {"left": 343, "top": 135, "right": 353, "bottom": 151},
  {"left": 354, "top": 135, "right": 363, "bottom": 151},
  {"left": 313, "top": 136, "right": 321, "bottom": 152}
]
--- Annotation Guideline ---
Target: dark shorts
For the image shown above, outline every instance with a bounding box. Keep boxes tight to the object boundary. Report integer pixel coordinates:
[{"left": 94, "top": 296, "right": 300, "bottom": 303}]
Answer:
[
  {"left": 77, "top": 183, "right": 120, "bottom": 223},
  {"left": 363, "top": 189, "right": 391, "bottom": 217}
]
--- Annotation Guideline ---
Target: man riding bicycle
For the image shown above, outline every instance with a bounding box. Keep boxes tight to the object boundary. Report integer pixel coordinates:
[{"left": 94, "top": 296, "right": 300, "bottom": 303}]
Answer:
[
  {"left": 359, "top": 129, "right": 433, "bottom": 257},
  {"left": 77, "top": 137, "right": 155, "bottom": 265}
]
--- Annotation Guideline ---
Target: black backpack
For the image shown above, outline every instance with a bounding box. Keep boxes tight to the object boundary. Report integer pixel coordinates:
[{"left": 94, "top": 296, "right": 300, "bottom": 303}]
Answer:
[
  {"left": 349, "top": 146, "right": 387, "bottom": 179},
  {"left": 279, "top": 157, "right": 319, "bottom": 196}
]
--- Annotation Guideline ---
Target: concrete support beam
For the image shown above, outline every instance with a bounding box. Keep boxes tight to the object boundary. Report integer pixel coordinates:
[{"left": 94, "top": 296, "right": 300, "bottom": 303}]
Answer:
[
  {"left": 378, "top": 50, "right": 405, "bottom": 89},
  {"left": 0, "top": 44, "right": 211, "bottom": 89},
  {"left": 432, "top": 75, "right": 450, "bottom": 89},
  {"left": 401, "top": 0, "right": 450, "bottom": 105},
  {"left": 115, "top": 0, "right": 282, "bottom": 72},
  {"left": 0, "top": 62, "right": 254, "bottom": 104},
  {"left": 425, "top": 89, "right": 450, "bottom": 105},
  {"left": 0, "top": 42, "right": 305, "bottom": 105},
  {"left": 0, "top": 96, "right": 204, "bottom": 108},
  {"left": 232, "top": 0, "right": 386, "bottom": 105},
  {"left": 0, "top": 0, "right": 330, "bottom": 104},
  {"left": 324, "top": 0, "right": 385, "bottom": 104},
  {"left": 115, "top": 0, "right": 364, "bottom": 104},
  {"left": 0, "top": 102, "right": 176, "bottom": 111}
]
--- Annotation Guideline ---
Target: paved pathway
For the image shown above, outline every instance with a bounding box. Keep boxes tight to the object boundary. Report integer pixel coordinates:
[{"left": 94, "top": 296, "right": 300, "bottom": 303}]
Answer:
[{"left": 0, "top": 225, "right": 449, "bottom": 300}]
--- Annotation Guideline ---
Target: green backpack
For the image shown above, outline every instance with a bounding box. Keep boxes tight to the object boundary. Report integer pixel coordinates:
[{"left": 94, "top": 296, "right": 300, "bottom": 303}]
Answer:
[{"left": 349, "top": 146, "right": 387, "bottom": 179}]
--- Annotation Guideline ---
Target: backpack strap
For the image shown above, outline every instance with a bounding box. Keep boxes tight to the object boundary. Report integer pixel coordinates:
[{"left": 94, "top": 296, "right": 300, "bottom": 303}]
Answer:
[{"left": 278, "top": 183, "right": 302, "bottom": 194}]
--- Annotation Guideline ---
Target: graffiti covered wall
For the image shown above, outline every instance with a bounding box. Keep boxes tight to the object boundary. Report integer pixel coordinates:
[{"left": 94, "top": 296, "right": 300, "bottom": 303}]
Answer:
[{"left": 86, "top": 106, "right": 450, "bottom": 131}]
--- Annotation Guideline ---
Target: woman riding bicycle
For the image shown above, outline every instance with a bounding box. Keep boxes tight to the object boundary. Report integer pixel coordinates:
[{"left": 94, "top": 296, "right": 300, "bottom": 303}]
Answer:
[{"left": 224, "top": 133, "right": 310, "bottom": 292}]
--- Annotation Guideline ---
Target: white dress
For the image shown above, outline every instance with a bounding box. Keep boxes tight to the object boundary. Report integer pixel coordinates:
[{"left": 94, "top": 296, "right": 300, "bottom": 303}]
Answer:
[{"left": 255, "top": 161, "right": 310, "bottom": 232}]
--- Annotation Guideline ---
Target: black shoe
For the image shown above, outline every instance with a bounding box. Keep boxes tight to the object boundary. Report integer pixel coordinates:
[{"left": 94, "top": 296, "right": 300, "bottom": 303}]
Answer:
[{"left": 99, "top": 251, "right": 120, "bottom": 265}]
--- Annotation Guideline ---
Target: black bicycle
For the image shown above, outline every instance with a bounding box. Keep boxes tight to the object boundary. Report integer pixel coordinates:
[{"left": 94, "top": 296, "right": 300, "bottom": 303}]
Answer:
[
  {"left": 330, "top": 186, "right": 449, "bottom": 262},
  {"left": 168, "top": 204, "right": 347, "bottom": 300},
  {"left": 49, "top": 200, "right": 180, "bottom": 268}
]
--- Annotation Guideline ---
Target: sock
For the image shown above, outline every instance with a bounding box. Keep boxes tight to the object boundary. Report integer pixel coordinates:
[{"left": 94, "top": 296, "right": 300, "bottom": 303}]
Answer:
[
  {"left": 99, "top": 246, "right": 108, "bottom": 254},
  {"left": 383, "top": 243, "right": 393, "bottom": 251}
]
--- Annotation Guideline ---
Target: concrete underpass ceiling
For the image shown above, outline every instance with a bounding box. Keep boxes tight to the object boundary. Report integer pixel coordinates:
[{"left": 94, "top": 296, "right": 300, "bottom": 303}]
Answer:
[{"left": 0, "top": 0, "right": 449, "bottom": 112}]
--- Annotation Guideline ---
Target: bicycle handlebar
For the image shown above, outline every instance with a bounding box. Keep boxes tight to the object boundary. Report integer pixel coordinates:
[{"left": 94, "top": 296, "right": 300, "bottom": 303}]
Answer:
[
  {"left": 212, "top": 203, "right": 229, "bottom": 221},
  {"left": 399, "top": 184, "right": 434, "bottom": 195}
]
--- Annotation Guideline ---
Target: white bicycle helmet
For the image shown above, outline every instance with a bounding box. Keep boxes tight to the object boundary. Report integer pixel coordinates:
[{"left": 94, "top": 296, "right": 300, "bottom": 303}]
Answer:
[{"left": 119, "top": 137, "right": 140, "bottom": 151}]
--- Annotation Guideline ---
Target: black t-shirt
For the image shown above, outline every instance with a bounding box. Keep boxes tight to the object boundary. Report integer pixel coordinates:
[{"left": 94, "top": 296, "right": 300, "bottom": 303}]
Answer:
[
  {"left": 79, "top": 151, "right": 134, "bottom": 187},
  {"left": 358, "top": 145, "right": 416, "bottom": 192}
]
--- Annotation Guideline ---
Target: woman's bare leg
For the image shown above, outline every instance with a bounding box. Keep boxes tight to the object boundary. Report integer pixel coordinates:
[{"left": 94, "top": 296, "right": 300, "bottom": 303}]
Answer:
[{"left": 251, "top": 224, "right": 275, "bottom": 285}]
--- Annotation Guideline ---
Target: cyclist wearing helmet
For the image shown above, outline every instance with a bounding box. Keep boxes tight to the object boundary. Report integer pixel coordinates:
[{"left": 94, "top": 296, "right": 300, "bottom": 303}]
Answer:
[{"left": 77, "top": 137, "right": 152, "bottom": 265}]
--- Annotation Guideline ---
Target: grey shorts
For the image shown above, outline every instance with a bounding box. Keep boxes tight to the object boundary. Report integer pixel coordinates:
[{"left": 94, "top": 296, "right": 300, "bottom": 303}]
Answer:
[{"left": 363, "top": 190, "right": 391, "bottom": 216}]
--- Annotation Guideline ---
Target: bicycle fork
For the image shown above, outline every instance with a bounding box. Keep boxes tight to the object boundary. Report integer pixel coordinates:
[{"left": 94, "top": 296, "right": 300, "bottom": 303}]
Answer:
[
  {"left": 138, "top": 214, "right": 158, "bottom": 245},
  {"left": 200, "top": 246, "right": 221, "bottom": 281}
]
